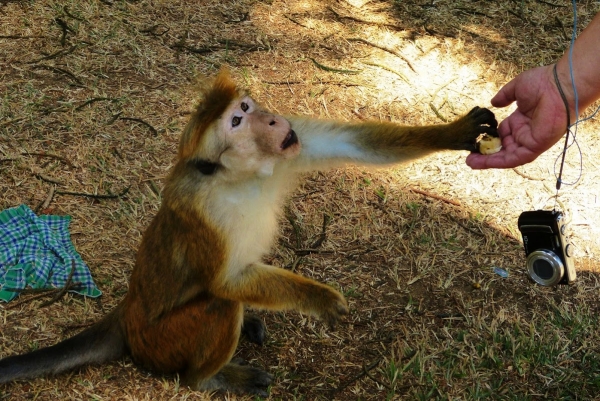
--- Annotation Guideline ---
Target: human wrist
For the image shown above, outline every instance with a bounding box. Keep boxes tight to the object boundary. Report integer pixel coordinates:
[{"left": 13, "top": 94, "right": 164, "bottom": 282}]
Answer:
[
  {"left": 554, "top": 54, "right": 600, "bottom": 118},
  {"left": 552, "top": 60, "right": 579, "bottom": 122}
]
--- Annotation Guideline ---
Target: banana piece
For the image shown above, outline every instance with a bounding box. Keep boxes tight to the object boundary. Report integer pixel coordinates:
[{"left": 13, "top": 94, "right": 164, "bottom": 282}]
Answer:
[{"left": 478, "top": 134, "right": 502, "bottom": 155}]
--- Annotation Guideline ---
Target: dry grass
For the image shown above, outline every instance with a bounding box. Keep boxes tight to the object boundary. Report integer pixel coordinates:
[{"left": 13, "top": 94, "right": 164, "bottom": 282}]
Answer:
[{"left": 1, "top": 0, "right": 600, "bottom": 400}]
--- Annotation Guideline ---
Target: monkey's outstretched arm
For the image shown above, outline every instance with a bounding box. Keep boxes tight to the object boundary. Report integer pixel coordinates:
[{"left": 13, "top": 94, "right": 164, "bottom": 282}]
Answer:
[
  {"left": 288, "top": 107, "right": 497, "bottom": 171},
  {"left": 215, "top": 263, "right": 348, "bottom": 327}
]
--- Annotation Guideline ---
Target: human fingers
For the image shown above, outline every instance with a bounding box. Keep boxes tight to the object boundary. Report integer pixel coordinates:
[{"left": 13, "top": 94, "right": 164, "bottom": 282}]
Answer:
[{"left": 491, "top": 77, "right": 518, "bottom": 108}]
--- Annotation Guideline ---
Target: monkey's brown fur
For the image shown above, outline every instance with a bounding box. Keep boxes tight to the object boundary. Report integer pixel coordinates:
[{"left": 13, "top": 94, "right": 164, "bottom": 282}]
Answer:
[{"left": 0, "top": 69, "right": 498, "bottom": 396}]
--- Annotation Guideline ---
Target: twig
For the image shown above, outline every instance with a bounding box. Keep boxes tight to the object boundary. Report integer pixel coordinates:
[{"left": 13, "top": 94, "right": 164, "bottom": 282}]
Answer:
[
  {"left": 0, "top": 35, "right": 46, "bottom": 39},
  {"left": 35, "top": 184, "right": 56, "bottom": 213},
  {"left": 348, "top": 38, "right": 416, "bottom": 73},
  {"left": 362, "top": 359, "right": 390, "bottom": 389},
  {"left": 39, "top": 260, "right": 77, "bottom": 308},
  {"left": 310, "top": 58, "right": 361, "bottom": 75},
  {"left": 512, "top": 167, "right": 544, "bottom": 181},
  {"left": 446, "top": 215, "right": 485, "bottom": 237},
  {"left": 1, "top": 118, "right": 24, "bottom": 127},
  {"left": 328, "top": 6, "right": 408, "bottom": 31},
  {"left": 310, "top": 214, "right": 331, "bottom": 249},
  {"left": 331, "top": 358, "right": 382, "bottom": 395},
  {"left": 263, "top": 80, "right": 303, "bottom": 85},
  {"left": 555, "top": 16, "right": 569, "bottom": 41},
  {"left": 22, "top": 152, "right": 75, "bottom": 168},
  {"left": 429, "top": 102, "right": 448, "bottom": 122},
  {"left": 363, "top": 62, "right": 410, "bottom": 84},
  {"left": 172, "top": 39, "right": 262, "bottom": 55},
  {"left": 55, "top": 18, "right": 74, "bottom": 47},
  {"left": 28, "top": 44, "right": 80, "bottom": 64},
  {"left": 223, "top": 12, "right": 249, "bottom": 24},
  {"left": 75, "top": 97, "right": 115, "bottom": 110},
  {"left": 454, "top": 7, "right": 492, "bottom": 18},
  {"left": 63, "top": 6, "right": 86, "bottom": 22},
  {"left": 55, "top": 186, "right": 130, "bottom": 199},
  {"left": 139, "top": 24, "right": 170, "bottom": 37},
  {"left": 409, "top": 187, "right": 461, "bottom": 207},
  {"left": 31, "top": 64, "right": 83, "bottom": 85},
  {"left": 537, "top": 0, "right": 567, "bottom": 7},
  {"left": 119, "top": 117, "right": 158, "bottom": 136},
  {"left": 284, "top": 14, "right": 309, "bottom": 28}
]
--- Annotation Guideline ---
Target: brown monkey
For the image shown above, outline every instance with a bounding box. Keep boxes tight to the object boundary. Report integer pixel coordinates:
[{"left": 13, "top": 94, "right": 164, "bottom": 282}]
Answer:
[{"left": 0, "top": 69, "right": 497, "bottom": 396}]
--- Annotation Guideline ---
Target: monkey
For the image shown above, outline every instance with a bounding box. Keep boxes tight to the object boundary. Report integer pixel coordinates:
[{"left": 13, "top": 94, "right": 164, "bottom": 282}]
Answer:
[{"left": 0, "top": 69, "right": 498, "bottom": 396}]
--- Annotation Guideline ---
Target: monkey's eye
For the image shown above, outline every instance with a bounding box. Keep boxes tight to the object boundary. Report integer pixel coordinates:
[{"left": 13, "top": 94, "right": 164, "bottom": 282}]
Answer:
[
  {"left": 232, "top": 116, "right": 242, "bottom": 127},
  {"left": 240, "top": 102, "right": 249, "bottom": 112}
]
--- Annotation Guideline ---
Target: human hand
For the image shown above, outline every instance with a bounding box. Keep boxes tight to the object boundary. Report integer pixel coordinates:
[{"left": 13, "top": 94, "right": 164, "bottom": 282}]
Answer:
[{"left": 466, "top": 65, "right": 569, "bottom": 169}]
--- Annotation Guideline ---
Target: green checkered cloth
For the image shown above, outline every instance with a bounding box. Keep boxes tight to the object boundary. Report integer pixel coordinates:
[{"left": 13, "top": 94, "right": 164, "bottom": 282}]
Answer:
[{"left": 0, "top": 204, "right": 102, "bottom": 302}]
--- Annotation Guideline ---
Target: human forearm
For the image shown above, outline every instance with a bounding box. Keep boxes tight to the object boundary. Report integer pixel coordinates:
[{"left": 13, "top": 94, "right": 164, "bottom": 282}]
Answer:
[{"left": 554, "top": 12, "right": 600, "bottom": 119}]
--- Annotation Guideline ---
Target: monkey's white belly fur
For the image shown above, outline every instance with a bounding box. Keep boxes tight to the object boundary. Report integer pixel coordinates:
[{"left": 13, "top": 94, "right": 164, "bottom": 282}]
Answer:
[{"left": 207, "top": 172, "right": 296, "bottom": 280}]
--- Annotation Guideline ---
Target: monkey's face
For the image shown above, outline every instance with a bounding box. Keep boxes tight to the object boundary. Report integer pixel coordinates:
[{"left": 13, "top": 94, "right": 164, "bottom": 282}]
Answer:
[{"left": 217, "top": 96, "right": 301, "bottom": 178}]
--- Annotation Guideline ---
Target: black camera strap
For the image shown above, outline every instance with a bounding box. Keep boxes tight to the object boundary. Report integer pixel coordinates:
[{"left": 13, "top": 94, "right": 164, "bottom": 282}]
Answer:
[{"left": 552, "top": 63, "right": 571, "bottom": 194}]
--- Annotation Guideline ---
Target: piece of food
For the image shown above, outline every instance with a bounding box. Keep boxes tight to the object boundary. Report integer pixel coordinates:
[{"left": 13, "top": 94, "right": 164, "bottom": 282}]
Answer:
[{"left": 478, "top": 134, "right": 502, "bottom": 155}]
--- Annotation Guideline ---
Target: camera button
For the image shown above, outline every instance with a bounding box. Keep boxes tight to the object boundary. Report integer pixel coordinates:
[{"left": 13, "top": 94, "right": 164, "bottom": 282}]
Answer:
[
  {"left": 565, "top": 243, "right": 572, "bottom": 257},
  {"left": 561, "top": 225, "right": 567, "bottom": 235}
]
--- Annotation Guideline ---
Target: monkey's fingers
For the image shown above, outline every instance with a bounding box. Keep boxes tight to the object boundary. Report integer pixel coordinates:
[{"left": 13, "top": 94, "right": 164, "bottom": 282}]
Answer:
[
  {"left": 467, "top": 107, "right": 499, "bottom": 137},
  {"left": 319, "top": 293, "right": 349, "bottom": 329}
]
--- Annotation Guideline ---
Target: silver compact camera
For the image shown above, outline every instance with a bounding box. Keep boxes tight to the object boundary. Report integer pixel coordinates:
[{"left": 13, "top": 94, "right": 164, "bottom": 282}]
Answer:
[{"left": 517, "top": 210, "right": 576, "bottom": 286}]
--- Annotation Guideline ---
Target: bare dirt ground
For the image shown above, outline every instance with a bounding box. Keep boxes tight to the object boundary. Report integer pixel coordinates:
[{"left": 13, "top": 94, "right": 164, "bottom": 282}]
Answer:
[{"left": 1, "top": 0, "right": 600, "bottom": 400}]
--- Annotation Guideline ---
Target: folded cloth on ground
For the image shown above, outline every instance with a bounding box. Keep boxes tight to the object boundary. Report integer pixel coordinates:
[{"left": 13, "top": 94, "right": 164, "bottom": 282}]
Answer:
[{"left": 0, "top": 204, "right": 102, "bottom": 302}]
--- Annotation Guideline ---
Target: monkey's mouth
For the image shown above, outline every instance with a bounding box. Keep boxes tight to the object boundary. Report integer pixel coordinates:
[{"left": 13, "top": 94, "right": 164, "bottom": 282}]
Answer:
[{"left": 281, "top": 130, "right": 298, "bottom": 150}]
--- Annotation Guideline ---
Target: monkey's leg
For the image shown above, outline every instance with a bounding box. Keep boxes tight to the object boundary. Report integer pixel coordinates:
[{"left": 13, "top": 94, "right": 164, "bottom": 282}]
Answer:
[
  {"left": 217, "top": 262, "right": 348, "bottom": 327},
  {"left": 187, "top": 360, "right": 273, "bottom": 397},
  {"left": 241, "top": 313, "right": 266, "bottom": 345}
]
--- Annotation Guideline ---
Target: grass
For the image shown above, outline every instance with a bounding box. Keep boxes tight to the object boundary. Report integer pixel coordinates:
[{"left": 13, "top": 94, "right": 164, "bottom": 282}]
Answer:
[{"left": 1, "top": 0, "right": 600, "bottom": 400}]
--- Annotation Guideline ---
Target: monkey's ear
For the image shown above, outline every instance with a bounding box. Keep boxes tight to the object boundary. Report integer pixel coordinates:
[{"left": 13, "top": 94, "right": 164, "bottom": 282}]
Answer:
[
  {"left": 191, "top": 159, "right": 220, "bottom": 175},
  {"left": 178, "top": 68, "right": 240, "bottom": 160}
]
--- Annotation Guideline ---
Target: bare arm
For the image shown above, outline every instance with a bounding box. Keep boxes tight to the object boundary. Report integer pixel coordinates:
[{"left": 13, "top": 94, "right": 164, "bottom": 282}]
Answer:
[{"left": 467, "top": 12, "right": 600, "bottom": 169}]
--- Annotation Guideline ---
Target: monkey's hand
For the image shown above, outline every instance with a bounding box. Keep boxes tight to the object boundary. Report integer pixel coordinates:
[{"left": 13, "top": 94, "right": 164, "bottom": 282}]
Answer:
[
  {"left": 448, "top": 106, "right": 499, "bottom": 152},
  {"left": 312, "top": 285, "right": 349, "bottom": 329}
]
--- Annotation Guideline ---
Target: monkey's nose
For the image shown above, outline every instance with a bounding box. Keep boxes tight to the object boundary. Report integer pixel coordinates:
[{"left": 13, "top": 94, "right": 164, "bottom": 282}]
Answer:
[{"left": 269, "top": 120, "right": 276, "bottom": 126}]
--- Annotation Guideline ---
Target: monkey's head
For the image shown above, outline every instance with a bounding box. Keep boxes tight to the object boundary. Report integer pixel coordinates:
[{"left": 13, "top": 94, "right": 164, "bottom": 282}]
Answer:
[{"left": 178, "top": 69, "right": 300, "bottom": 180}]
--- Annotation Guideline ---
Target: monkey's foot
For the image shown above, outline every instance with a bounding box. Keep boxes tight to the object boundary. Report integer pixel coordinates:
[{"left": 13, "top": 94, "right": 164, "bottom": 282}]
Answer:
[
  {"left": 241, "top": 314, "right": 266, "bottom": 345},
  {"left": 193, "top": 362, "right": 273, "bottom": 397}
]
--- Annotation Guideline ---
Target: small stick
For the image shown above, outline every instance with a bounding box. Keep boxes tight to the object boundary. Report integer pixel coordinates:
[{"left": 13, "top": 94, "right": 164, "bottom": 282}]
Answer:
[
  {"left": 40, "top": 260, "right": 77, "bottom": 308},
  {"left": 56, "top": 186, "right": 130, "bottom": 199},
  {"left": 120, "top": 117, "right": 158, "bottom": 136},
  {"left": 35, "top": 184, "right": 56, "bottom": 213},
  {"left": 22, "top": 152, "right": 75, "bottom": 168},
  {"left": 75, "top": 97, "right": 114, "bottom": 111},
  {"left": 36, "top": 173, "right": 65, "bottom": 185},
  {"left": 310, "top": 214, "right": 331, "bottom": 249},
  {"left": 332, "top": 358, "right": 382, "bottom": 395},
  {"left": 310, "top": 58, "right": 361, "bottom": 75},
  {"left": 0, "top": 35, "right": 46, "bottom": 39},
  {"left": 349, "top": 38, "right": 416, "bottom": 73},
  {"left": 28, "top": 44, "right": 79, "bottom": 63},
  {"left": 409, "top": 187, "right": 461, "bottom": 206},
  {"left": 429, "top": 102, "right": 448, "bottom": 122}
]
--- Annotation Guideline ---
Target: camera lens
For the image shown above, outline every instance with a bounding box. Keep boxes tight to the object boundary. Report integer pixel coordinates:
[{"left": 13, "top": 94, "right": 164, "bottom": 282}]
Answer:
[
  {"left": 532, "top": 259, "right": 555, "bottom": 280},
  {"left": 526, "top": 250, "right": 564, "bottom": 286}
]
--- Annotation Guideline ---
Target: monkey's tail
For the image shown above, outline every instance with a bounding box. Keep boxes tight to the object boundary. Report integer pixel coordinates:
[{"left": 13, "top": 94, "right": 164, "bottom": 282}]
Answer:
[{"left": 0, "top": 303, "right": 127, "bottom": 384}]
